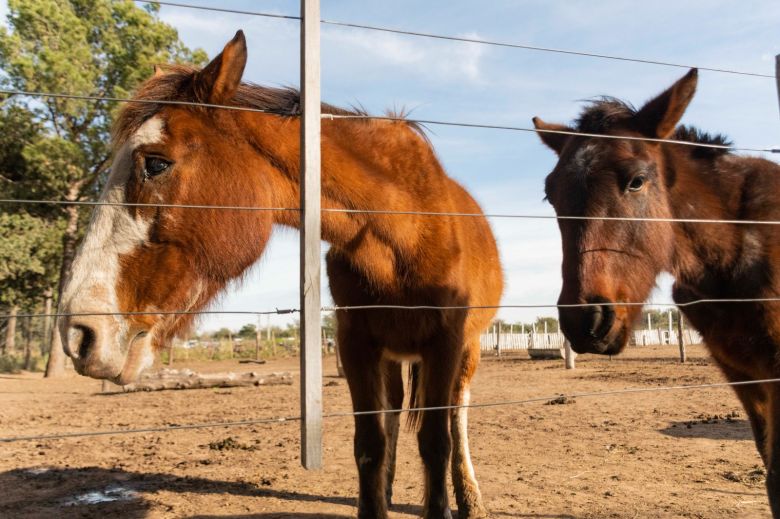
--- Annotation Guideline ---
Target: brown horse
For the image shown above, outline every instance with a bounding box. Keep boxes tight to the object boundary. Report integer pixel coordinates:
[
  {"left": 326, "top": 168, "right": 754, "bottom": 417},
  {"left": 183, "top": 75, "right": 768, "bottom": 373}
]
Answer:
[
  {"left": 534, "top": 68, "right": 780, "bottom": 515},
  {"left": 58, "top": 31, "right": 503, "bottom": 518}
]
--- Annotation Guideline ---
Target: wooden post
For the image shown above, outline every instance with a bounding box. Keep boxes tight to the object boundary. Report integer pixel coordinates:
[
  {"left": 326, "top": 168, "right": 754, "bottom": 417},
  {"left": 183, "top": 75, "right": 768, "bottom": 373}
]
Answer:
[
  {"left": 495, "top": 322, "right": 501, "bottom": 357},
  {"left": 677, "top": 310, "right": 686, "bottom": 363},
  {"left": 564, "top": 339, "right": 576, "bottom": 370},
  {"left": 299, "top": 0, "right": 323, "bottom": 470},
  {"left": 255, "top": 331, "right": 261, "bottom": 360},
  {"left": 775, "top": 54, "right": 780, "bottom": 120}
]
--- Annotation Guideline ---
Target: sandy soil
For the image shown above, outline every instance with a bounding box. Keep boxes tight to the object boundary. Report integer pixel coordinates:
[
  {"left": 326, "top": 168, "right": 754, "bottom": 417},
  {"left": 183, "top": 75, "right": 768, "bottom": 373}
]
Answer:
[{"left": 0, "top": 344, "right": 769, "bottom": 518}]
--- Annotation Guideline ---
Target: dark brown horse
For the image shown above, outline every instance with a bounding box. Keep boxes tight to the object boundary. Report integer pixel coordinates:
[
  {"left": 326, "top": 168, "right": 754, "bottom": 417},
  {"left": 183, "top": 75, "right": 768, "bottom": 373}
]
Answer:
[
  {"left": 58, "top": 31, "right": 503, "bottom": 518},
  {"left": 534, "top": 68, "right": 780, "bottom": 515}
]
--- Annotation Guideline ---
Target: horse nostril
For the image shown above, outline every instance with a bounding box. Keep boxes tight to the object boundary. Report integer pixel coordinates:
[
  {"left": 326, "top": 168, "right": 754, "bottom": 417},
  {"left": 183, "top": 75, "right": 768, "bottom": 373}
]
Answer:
[
  {"left": 584, "top": 297, "right": 616, "bottom": 341},
  {"left": 68, "top": 325, "right": 96, "bottom": 360},
  {"left": 587, "top": 306, "right": 603, "bottom": 337}
]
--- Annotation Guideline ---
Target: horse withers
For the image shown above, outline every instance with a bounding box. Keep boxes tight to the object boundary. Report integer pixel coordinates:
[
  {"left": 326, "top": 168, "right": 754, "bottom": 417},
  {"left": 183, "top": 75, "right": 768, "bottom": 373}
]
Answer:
[
  {"left": 534, "top": 68, "right": 780, "bottom": 515},
  {"left": 58, "top": 31, "right": 503, "bottom": 518}
]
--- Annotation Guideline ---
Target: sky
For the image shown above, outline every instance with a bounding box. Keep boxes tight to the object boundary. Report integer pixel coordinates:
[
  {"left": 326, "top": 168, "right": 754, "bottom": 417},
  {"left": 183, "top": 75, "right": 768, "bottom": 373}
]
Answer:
[{"left": 3, "top": 1, "right": 780, "bottom": 333}]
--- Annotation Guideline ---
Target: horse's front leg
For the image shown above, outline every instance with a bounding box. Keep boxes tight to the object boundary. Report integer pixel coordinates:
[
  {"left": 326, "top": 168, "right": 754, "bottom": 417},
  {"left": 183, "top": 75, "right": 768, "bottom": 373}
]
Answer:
[
  {"left": 720, "top": 364, "right": 768, "bottom": 464},
  {"left": 764, "top": 383, "right": 780, "bottom": 517},
  {"left": 383, "top": 359, "right": 404, "bottom": 508},
  {"left": 340, "top": 328, "right": 388, "bottom": 519},
  {"left": 418, "top": 334, "right": 462, "bottom": 519},
  {"left": 451, "top": 342, "right": 488, "bottom": 518}
]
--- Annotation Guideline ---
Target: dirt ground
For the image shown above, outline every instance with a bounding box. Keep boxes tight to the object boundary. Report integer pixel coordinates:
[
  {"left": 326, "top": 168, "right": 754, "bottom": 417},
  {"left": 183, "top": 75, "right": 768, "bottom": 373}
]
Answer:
[{"left": 0, "top": 344, "right": 770, "bottom": 518}]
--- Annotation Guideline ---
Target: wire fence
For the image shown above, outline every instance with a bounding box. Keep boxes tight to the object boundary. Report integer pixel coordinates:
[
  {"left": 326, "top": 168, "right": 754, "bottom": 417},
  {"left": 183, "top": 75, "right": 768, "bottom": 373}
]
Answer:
[
  {"left": 2, "top": 1, "right": 779, "bottom": 450},
  {"left": 5, "top": 297, "right": 780, "bottom": 321},
  {"left": 2, "top": 88, "right": 778, "bottom": 153},
  {"left": 137, "top": 0, "right": 775, "bottom": 79},
  {"left": 2, "top": 375, "right": 780, "bottom": 444}
]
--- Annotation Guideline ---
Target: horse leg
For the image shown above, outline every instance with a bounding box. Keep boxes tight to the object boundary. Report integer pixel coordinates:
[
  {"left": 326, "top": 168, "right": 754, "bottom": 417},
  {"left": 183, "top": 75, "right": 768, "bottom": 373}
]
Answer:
[
  {"left": 763, "top": 383, "right": 780, "bottom": 517},
  {"left": 340, "top": 330, "right": 388, "bottom": 519},
  {"left": 383, "top": 359, "right": 404, "bottom": 508},
  {"left": 451, "top": 342, "right": 488, "bottom": 518},
  {"left": 418, "top": 337, "right": 461, "bottom": 519},
  {"left": 719, "top": 364, "right": 768, "bottom": 464}
]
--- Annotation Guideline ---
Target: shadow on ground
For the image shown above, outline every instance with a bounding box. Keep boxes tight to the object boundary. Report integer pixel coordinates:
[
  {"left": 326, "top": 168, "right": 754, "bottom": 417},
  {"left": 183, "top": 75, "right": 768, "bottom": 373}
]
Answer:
[
  {"left": 659, "top": 419, "right": 753, "bottom": 441},
  {"left": 0, "top": 465, "right": 581, "bottom": 518},
  {"left": 0, "top": 466, "right": 425, "bottom": 518}
]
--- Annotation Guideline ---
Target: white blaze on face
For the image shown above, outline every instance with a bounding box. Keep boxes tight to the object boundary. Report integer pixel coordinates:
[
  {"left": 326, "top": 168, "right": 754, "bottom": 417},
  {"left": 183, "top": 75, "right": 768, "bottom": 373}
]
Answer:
[{"left": 60, "top": 117, "right": 164, "bottom": 370}]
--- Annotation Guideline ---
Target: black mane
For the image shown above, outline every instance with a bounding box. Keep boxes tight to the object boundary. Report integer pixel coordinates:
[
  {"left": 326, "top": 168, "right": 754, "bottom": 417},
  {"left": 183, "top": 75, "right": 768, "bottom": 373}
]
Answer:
[{"left": 575, "top": 97, "right": 732, "bottom": 159}]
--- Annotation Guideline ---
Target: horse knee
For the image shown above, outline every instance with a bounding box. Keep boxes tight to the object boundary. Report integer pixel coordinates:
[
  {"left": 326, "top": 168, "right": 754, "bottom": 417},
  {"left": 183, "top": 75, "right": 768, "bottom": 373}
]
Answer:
[
  {"left": 417, "top": 413, "right": 451, "bottom": 467},
  {"left": 354, "top": 419, "right": 387, "bottom": 471}
]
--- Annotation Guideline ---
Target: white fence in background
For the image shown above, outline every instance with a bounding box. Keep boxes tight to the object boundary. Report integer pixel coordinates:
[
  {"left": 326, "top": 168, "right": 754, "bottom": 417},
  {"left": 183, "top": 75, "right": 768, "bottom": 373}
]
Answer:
[
  {"left": 633, "top": 329, "right": 703, "bottom": 346},
  {"left": 480, "top": 327, "right": 704, "bottom": 354},
  {"left": 479, "top": 331, "right": 566, "bottom": 352}
]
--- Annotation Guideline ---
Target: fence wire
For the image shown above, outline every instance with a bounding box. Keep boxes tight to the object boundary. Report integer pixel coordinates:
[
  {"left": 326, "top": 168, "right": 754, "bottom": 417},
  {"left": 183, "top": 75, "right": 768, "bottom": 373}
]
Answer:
[
  {"left": 2, "top": 87, "right": 776, "bottom": 153},
  {"left": 5, "top": 297, "right": 780, "bottom": 321},
  {"left": 2, "top": 375, "right": 777, "bottom": 444},
  {"left": 136, "top": 0, "right": 775, "bottom": 79}
]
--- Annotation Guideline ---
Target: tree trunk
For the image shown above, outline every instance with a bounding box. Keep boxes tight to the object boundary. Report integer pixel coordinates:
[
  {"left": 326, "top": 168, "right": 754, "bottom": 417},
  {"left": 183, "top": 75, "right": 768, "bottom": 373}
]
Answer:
[
  {"left": 41, "top": 290, "right": 53, "bottom": 357},
  {"left": 45, "top": 202, "right": 80, "bottom": 378},
  {"left": 23, "top": 316, "right": 33, "bottom": 371},
  {"left": 4, "top": 305, "right": 17, "bottom": 355}
]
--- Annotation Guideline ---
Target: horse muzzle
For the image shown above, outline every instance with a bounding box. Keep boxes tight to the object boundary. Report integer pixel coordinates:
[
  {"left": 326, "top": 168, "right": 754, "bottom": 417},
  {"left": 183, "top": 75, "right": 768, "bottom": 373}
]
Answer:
[
  {"left": 559, "top": 296, "right": 628, "bottom": 355},
  {"left": 60, "top": 313, "right": 154, "bottom": 384}
]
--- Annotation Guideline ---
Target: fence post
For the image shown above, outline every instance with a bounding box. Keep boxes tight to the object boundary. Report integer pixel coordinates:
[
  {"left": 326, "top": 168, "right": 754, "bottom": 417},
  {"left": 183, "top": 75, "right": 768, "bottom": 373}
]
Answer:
[
  {"left": 495, "top": 322, "right": 501, "bottom": 357},
  {"left": 299, "top": 0, "right": 323, "bottom": 471},
  {"left": 677, "top": 310, "right": 686, "bottom": 363},
  {"left": 775, "top": 54, "right": 780, "bottom": 119},
  {"left": 564, "top": 339, "right": 576, "bottom": 369}
]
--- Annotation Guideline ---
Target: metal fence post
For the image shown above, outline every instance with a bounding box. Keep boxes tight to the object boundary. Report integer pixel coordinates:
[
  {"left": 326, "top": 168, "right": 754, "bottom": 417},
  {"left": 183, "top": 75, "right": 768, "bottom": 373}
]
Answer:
[{"left": 300, "top": 0, "right": 322, "bottom": 470}]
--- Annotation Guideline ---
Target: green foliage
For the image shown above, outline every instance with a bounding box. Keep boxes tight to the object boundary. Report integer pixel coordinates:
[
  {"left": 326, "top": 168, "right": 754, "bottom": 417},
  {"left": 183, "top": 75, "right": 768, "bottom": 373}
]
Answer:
[
  {"left": 237, "top": 323, "right": 257, "bottom": 339},
  {"left": 0, "top": 212, "right": 62, "bottom": 305},
  {"left": 0, "top": 354, "right": 21, "bottom": 374},
  {"left": 0, "top": 0, "right": 207, "bottom": 176}
]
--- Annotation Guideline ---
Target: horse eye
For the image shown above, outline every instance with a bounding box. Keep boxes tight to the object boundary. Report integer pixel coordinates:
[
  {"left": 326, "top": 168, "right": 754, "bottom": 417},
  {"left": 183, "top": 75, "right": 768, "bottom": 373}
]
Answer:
[
  {"left": 144, "top": 157, "right": 171, "bottom": 177},
  {"left": 627, "top": 175, "right": 646, "bottom": 192}
]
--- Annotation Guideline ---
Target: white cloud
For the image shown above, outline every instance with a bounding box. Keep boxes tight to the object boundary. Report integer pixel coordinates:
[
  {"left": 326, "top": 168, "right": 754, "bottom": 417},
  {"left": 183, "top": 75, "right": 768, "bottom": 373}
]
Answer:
[{"left": 324, "top": 28, "right": 487, "bottom": 83}]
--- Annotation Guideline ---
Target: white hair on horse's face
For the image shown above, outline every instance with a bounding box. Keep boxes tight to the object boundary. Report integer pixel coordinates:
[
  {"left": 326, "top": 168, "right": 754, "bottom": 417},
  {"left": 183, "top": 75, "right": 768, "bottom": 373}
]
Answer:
[{"left": 59, "top": 116, "right": 164, "bottom": 381}]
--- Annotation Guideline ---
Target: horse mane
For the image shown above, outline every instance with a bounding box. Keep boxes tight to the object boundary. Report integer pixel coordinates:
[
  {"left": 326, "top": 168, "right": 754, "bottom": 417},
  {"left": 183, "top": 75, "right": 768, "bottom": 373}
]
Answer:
[
  {"left": 672, "top": 125, "right": 732, "bottom": 159},
  {"left": 575, "top": 97, "right": 731, "bottom": 159},
  {"left": 114, "top": 64, "right": 427, "bottom": 147}
]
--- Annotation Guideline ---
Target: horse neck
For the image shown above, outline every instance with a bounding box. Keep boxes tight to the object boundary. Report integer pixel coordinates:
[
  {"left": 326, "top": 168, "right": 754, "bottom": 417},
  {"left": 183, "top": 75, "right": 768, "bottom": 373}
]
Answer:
[
  {"left": 665, "top": 146, "right": 748, "bottom": 283},
  {"left": 246, "top": 114, "right": 444, "bottom": 288}
]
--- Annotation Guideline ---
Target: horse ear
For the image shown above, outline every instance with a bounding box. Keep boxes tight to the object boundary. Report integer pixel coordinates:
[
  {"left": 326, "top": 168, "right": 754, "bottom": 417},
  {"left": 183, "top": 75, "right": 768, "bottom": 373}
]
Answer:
[
  {"left": 152, "top": 64, "right": 166, "bottom": 78},
  {"left": 532, "top": 117, "right": 570, "bottom": 155},
  {"left": 634, "top": 68, "right": 698, "bottom": 139},
  {"left": 196, "top": 30, "right": 248, "bottom": 104}
]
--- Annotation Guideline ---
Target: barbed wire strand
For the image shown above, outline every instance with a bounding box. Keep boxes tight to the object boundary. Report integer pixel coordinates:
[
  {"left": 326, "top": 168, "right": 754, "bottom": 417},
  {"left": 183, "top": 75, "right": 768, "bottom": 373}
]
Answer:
[
  {"left": 323, "top": 113, "right": 779, "bottom": 154},
  {"left": 135, "top": 0, "right": 774, "bottom": 79},
  {"left": 0, "top": 89, "right": 282, "bottom": 114},
  {"left": 1, "top": 88, "right": 777, "bottom": 154},
  {"left": 5, "top": 297, "right": 779, "bottom": 321},
  {"left": 2, "top": 309, "right": 298, "bottom": 320},
  {"left": 2, "top": 376, "right": 778, "bottom": 443},
  {"left": 4, "top": 198, "right": 780, "bottom": 227}
]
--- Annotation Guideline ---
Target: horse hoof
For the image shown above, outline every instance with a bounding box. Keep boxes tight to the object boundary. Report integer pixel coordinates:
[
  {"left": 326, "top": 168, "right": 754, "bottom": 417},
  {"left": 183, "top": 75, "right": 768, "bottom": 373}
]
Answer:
[
  {"left": 424, "top": 508, "right": 453, "bottom": 519},
  {"left": 457, "top": 504, "right": 490, "bottom": 519}
]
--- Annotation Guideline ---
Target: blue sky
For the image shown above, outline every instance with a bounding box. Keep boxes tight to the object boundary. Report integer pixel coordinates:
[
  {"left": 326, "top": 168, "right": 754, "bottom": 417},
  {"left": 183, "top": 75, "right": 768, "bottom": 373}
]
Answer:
[{"left": 3, "top": 1, "right": 780, "bottom": 332}]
